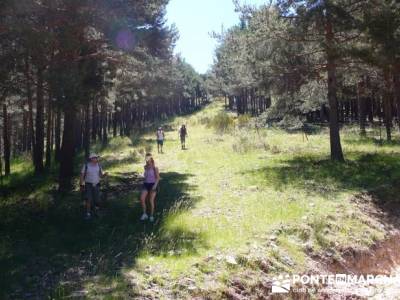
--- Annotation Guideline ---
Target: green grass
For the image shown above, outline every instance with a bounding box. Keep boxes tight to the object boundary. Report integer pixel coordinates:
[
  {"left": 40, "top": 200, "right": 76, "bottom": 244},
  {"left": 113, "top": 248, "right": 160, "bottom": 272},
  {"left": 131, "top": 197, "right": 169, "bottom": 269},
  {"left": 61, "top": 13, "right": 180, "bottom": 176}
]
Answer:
[{"left": 1, "top": 101, "right": 400, "bottom": 299}]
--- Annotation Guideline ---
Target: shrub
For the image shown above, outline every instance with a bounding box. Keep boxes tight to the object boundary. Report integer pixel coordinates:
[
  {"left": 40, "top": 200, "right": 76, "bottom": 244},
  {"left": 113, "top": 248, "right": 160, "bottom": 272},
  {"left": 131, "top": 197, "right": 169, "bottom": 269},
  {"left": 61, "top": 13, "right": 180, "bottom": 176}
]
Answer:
[
  {"left": 207, "top": 112, "right": 235, "bottom": 134},
  {"left": 199, "top": 116, "right": 211, "bottom": 126},
  {"left": 237, "top": 114, "right": 252, "bottom": 129},
  {"left": 277, "top": 115, "right": 304, "bottom": 130},
  {"left": 102, "top": 136, "right": 132, "bottom": 151},
  {"left": 232, "top": 130, "right": 268, "bottom": 153},
  {"left": 232, "top": 135, "right": 253, "bottom": 153},
  {"left": 270, "top": 145, "right": 281, "bottom": 154}
]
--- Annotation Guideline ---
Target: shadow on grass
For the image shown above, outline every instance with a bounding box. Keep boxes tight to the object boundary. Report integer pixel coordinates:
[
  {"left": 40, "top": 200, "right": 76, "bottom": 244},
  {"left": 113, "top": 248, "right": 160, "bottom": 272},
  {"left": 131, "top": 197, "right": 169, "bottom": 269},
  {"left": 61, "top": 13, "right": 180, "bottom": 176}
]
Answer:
[
  {"left": 244, "top": 152, "right": 400, "bottom": 196},
  {"left": 0, "top": 166, "right": 58, "bottom": 199},
  {"left": 99, "top": 154, "right": 141, "bottom": 170},
  {"left": 0, "top": 171, "right": 204, "bottom": 299},
  {"left": 243, "top": 151, "right": 400, "bottom": 226},
  {"left": 343, "top": 136, "right": 400, "bottom": 147},
  {"left": 129, "top": 135, "right": 154, "bottom": 152},
  {"left": 282, "top": 123, "right": 328, "bottom": 136}
]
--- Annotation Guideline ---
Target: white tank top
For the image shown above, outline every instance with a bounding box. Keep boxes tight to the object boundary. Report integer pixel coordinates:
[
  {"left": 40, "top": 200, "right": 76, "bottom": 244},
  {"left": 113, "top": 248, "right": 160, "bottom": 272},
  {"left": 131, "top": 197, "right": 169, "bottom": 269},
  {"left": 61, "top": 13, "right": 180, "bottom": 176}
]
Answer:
[{"left": 157, "top": 130, "right": 164, "bottom": 140}]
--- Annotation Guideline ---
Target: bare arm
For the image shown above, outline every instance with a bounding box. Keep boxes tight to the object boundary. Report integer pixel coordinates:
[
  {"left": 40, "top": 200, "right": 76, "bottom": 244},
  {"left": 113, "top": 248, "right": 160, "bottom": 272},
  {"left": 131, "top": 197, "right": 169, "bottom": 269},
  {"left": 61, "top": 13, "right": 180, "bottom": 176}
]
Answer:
[
  {"left": 80, "top": 172, "right": 85, "bottom": 186},
  {"left": 152, "top": 167, "right": 161, "bottom": 190}
]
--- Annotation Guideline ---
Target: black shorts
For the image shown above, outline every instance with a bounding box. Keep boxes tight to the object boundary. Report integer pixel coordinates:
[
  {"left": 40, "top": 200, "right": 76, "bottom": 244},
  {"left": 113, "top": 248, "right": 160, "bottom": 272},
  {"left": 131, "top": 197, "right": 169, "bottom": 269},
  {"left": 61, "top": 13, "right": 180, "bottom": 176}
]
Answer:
[
  {"left": 157, "top": 140, "right": 164, "bottom": 146},
  {"left": 143, "top": 182, "right": 156, "bottom": 192},
  {"left": 85, "top": 183, "right": 100, "bottom": 205}
]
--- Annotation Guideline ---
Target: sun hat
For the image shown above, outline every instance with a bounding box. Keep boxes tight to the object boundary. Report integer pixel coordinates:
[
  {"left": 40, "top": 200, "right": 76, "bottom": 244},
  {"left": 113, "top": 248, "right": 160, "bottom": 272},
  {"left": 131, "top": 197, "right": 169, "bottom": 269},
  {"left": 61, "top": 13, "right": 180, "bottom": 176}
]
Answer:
[{"left": 89, "top": 153, "right": 99, "bottom": 159}]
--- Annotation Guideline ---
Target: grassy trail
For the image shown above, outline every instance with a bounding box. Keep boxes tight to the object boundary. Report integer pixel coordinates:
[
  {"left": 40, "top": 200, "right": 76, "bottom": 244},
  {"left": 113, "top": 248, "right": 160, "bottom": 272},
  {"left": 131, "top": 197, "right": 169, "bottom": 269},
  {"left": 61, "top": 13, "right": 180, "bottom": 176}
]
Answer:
[{"left": 2, "top": 101, "right": 400, "bottom": 299}]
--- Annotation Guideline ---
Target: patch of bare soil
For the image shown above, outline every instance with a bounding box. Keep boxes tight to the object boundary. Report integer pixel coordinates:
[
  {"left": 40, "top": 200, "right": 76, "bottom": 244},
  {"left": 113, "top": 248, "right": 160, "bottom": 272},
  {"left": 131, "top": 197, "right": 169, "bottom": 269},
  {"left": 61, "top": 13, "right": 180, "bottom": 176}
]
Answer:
[
  {"left": 221, "top": 190, "right": 400, "bottom": 300},
  {"left": 313, "top": 190, "right": 400, "bottom": 300}
]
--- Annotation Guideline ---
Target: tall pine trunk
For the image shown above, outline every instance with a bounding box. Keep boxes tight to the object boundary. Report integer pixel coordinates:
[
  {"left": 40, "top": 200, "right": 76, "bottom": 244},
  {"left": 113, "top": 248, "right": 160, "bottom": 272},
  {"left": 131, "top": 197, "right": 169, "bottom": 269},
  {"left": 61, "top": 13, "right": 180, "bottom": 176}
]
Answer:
[
  {"left": 112, "top": 103, "right": 118, "bottom": 137},
  {"left": 91, "top": 99, "right": 97, "bottom": 142},
  {"left": 358, "top": 80, "right": 367, "bottom": 136},
  {"left": 22, "top": 105, "right": 28, "bottom": 152},
  {"left": 34, "top": 67, "right": 45, "bottom": 174},
  {"left": 394, "top": 65, "right": 400, "bottom": 132},
  {"left": 325, "top": 14, "right": 344, "bottom": 162},
  {"left": 59, "top": 104, "right": 76, "bottom": 191},
  {"left": 2, "top": 103, "right": 10, "bottom": 176},
  {"left": 45, "top": 93, "right": 52, "bottom": 168},
  {"left": 24, "top": 58, "right": 35, "bottom": 155},
  {"left": 84, "top": 102, "right": 90, "bottom": 159},
  {"left": 101, "top": 101, "right": 108, "bottom": 146},
  {"left": 54, "top": 104, "right": 62, "bottom": 162},
  {"left": 383, "top": 69, "right": 393, "bottom": 141},
  {"left": 0, "top": 122, "right": 3, "bottom": 184}
]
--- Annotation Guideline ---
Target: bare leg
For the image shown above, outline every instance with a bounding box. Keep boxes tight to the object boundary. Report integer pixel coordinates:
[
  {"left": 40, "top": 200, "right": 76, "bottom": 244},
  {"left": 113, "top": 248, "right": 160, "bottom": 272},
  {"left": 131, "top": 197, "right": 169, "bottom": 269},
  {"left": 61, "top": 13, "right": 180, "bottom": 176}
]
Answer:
[
  {"left": 86, "top": 199, "right": 91, "bottom": 214},
  {"left": 140, "top": 190, "right": 149, "bottom": 214},
  {"left": 86, "top": 187, "right": 91, "bottom": 214},
  {"left": 149, "top": 191, "right": 157, "bottom": 216}
]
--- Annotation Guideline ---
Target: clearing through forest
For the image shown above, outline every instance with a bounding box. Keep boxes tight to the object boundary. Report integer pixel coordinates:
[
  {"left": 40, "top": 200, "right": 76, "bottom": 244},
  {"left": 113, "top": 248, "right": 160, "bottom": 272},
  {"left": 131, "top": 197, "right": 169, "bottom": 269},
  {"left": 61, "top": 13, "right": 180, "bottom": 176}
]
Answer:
[{"left": 2, "top": 101, "right": 400, "bottom": 299}]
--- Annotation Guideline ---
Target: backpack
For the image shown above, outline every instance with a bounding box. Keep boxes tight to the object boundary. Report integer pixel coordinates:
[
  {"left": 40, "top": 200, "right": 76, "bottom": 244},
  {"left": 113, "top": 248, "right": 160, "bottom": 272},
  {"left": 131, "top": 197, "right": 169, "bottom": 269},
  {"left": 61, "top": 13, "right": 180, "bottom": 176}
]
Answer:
[{"left": 180, "top": 127, "right": 187, "bottom": 136}]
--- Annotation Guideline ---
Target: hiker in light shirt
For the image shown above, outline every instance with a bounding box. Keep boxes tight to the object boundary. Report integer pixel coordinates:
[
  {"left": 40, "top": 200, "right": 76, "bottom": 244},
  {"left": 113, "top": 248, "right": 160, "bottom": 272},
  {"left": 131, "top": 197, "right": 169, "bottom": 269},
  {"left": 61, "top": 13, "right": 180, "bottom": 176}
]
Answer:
[
  {"left": 156, "top": 127, "right": 165, "bottom": 154},
  {"left": 80, "top": 153, "right": 108, "bottom": 219}
]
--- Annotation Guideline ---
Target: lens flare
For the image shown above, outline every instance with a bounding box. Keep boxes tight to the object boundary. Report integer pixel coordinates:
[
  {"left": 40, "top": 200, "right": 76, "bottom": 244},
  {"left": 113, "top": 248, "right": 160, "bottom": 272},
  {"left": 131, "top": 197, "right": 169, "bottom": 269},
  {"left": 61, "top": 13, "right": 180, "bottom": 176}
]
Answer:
[{"left": 115, "top": 29, "right": 135, "bottom": 51}]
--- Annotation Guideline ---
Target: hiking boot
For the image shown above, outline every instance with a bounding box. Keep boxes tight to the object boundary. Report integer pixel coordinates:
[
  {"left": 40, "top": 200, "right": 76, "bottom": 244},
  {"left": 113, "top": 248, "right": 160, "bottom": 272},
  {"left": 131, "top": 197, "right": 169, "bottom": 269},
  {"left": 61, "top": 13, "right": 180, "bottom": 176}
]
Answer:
[{"left": 140, "top": 213, "right": 149, "bottom": 221}]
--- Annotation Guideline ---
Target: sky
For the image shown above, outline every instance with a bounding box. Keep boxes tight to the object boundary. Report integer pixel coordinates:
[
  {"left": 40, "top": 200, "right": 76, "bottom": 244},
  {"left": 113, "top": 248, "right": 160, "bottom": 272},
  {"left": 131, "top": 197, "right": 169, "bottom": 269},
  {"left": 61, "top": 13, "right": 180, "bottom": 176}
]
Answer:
[{"left": 166, "top": 0, "right": 267, "bottom": 74}]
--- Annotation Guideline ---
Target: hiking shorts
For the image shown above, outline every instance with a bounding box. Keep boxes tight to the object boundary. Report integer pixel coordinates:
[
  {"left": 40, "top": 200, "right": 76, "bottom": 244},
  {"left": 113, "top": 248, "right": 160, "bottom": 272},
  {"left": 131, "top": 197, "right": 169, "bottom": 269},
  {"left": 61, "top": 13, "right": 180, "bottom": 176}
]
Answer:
[
  {"left": 143, "top": 182, "right": 156, "bottom": 192},
  {"left": 180, "top": 136, "right": 186, "bottom": 143},
  {"left": 157, "top": 139, "right": 164, "bottom": 146},
  {"left": 85, "top": 183, "right": 100, "bottom": 206}
]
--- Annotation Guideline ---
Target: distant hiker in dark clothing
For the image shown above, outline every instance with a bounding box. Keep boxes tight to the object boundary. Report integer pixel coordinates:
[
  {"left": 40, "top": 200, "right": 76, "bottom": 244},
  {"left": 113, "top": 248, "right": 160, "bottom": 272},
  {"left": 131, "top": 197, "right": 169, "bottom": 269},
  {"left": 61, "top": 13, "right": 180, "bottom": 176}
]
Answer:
[
  {"left": 179, "top": 125, "right": 188, "bottom": 150},
  {"left": 140, "top": 153, "right": 160, "bottom": 222},
  {"left": 156, "top": 127, "right": 165, "bottom": 154},
  {"left": 80, "top": 153, "right": 108, "bottom": 219}
]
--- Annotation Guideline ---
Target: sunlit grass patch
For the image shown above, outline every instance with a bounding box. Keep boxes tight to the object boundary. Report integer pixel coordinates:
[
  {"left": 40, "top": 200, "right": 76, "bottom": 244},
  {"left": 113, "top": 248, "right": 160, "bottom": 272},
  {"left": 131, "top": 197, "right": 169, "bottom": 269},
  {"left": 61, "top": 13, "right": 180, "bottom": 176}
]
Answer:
[{"left": 125, "top": 102, "right": 398, "bottom": 295}]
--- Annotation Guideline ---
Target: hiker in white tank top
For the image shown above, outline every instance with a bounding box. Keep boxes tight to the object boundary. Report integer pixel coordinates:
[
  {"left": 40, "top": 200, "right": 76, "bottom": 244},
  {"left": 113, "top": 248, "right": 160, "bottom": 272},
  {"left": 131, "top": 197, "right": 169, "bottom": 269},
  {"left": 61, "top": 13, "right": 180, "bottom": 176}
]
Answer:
[
  {"left": 79, "top": 153, "right": 108, "bottom": 219},
  {"left": 156, "top": 127, "right": 165, "bottom": 154}
]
